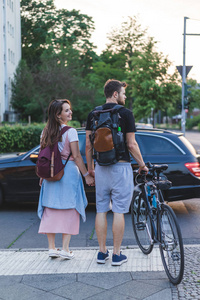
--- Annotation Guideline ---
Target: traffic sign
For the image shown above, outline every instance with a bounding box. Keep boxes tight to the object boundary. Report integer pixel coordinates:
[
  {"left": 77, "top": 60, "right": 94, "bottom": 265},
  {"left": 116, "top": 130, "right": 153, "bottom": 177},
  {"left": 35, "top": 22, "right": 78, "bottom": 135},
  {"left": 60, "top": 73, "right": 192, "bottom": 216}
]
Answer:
[{"left": 176, "top": 65, "right": 193, "bottom": 78}]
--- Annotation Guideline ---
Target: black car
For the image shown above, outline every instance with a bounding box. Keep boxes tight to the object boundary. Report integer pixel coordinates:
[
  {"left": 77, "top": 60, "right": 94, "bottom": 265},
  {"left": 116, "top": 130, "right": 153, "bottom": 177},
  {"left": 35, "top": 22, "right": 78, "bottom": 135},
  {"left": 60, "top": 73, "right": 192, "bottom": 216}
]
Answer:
[{"left": 0, "top": 128, "right": 200, "bottom": 207}]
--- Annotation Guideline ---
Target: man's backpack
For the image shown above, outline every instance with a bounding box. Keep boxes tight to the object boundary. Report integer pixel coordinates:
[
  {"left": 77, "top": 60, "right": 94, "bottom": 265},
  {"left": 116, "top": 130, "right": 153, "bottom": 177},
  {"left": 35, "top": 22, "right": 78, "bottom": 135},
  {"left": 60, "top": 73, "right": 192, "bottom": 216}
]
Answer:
[
  {"left": 90, "top": 104, "right": 125, "bottom": 166},
  {"left": 36, "top": 126, "right": 71, "bottom": 181}
]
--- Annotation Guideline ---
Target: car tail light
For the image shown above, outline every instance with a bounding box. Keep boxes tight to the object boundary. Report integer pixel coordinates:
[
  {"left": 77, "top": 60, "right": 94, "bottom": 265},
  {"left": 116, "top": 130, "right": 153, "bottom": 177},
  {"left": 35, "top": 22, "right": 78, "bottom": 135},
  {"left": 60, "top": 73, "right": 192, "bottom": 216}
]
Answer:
[{"left": 185, "top": 162, "right": 200, "bottom": 177}]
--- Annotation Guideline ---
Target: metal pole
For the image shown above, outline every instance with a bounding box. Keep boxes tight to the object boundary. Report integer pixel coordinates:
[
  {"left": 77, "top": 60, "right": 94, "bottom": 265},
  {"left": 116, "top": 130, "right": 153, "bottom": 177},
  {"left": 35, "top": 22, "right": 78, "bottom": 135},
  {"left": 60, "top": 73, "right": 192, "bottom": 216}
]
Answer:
[{"left": 181, "top": 17, "right": 189, "bottom": 136}]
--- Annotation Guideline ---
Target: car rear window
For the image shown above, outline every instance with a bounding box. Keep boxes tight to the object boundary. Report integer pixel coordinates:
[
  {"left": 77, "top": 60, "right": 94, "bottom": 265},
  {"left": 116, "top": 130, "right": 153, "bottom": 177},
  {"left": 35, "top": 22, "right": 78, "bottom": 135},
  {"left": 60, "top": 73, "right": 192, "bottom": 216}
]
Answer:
[
  {"left": 78, "top": 133, "right": 86, "bottom": 155},
  {"left": 179, "top": 136, "right": 196, "bottom": 156},
  {"left": 136, "top": 134, "right": 183, "bottom": 155}
]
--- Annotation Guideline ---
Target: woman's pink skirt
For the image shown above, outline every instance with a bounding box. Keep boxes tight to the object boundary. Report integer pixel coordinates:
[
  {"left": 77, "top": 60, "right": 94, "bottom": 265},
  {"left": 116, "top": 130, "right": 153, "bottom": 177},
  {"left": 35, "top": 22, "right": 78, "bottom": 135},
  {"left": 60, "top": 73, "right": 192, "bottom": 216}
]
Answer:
[{"left": 38, "top": 208, "right": 80, "bottom": 235}]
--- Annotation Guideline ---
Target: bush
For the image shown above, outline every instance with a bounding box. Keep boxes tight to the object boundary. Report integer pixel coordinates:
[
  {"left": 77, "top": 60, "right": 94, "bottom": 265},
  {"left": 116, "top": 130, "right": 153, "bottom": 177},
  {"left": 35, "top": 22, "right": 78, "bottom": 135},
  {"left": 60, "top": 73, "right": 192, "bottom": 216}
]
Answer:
[
  {"left": 186, "top": 115, "right": 200, "bottom": 130},
  {"left": 0, "top": 120, "right": 81, "bottom": 153},
  {"left": 0, "top": 124, "right": 45, "bottom": 153},
  {"left": 198, "top": 123, "right": 200, "bottom": 132}
]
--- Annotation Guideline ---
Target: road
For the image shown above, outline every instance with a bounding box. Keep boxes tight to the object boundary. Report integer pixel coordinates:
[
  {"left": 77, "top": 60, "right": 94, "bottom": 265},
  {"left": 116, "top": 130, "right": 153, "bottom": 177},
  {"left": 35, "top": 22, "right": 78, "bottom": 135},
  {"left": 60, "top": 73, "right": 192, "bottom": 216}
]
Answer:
[
  {"left": 0, "top": 130, "right": 200, "bottom": 250},
  {"left": 1, "top": 198, "right": 200, "bottom": 250}
]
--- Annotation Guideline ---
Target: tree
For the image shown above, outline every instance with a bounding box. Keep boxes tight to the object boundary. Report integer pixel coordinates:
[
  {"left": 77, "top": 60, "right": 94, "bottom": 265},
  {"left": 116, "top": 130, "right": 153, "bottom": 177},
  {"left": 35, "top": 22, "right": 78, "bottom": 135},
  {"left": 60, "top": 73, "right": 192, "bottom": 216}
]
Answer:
[
  {"left": 85, "top": 50, "right": 127, "bottom": 106},
  {"left": 127, "top": 38, "right": 181, "bottom": 123},
  {"left": 13, "top": 1, "right": 97, "bottom": 122},
  {"left": 107, "top": 16, "right": 147, "bottom": 69},
  {"left": 106, "top": 16, "right": 148, "bottom": 109},
  {"left": 11, "top": 60, "right": 41, "bottom": 121},
  {"left": 21, "top": 0, "right": 56, "bottom": 67},
  {"left": 21, "top": 0, "right": 96, "bottom": 72}
]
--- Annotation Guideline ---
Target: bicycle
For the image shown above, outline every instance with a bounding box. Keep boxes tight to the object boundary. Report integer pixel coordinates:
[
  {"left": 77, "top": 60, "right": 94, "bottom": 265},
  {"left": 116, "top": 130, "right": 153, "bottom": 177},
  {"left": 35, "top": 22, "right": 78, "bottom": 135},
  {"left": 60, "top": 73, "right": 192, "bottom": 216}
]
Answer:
[{"left": 131, "top": 162, "right": 184, "bottom": 285}]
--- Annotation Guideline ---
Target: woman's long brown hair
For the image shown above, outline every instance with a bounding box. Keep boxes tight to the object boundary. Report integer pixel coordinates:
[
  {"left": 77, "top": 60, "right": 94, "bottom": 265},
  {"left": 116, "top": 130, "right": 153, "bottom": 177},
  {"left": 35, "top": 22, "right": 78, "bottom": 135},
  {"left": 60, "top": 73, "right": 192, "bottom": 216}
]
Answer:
[{"left": 40, "top": 99, "right": 71, "bottom": 149}]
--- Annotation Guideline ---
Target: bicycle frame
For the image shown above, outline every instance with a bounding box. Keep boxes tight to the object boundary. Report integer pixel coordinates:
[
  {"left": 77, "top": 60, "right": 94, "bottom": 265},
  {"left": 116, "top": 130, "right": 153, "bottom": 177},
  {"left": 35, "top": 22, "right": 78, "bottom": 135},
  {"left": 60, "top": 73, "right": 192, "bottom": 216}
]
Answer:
[{"left": 136, "top": 176, "right": 166, "bottom": 247}]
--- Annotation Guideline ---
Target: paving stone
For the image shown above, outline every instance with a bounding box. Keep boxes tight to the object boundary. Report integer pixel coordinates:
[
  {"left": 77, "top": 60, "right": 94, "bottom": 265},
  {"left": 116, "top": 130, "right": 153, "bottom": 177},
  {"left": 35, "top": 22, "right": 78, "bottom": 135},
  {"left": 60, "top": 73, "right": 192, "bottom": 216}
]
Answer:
[
  {"left": 78, "top": 272, "right": 132, "bottom": 289},
  {"left": 109, "top": 280, "right": 164, "bottom": 299},
  {"left": 131, "top": 271, "right": 167, "bottom": 280},
  {"left": 0, "top": 283, "right": 46, "bottom": 300},
  {"left": 0, "top": 275, "right": 23, "bottom": 286},
  {"left": 22, "top": 273, "right": 76, "bottom": 291},
  {"left": 51, "top": 281, "right": 104, "bottom": 300},
  {"left": 29, "top": 292, "right": 69, "bottom": 300},
  {"left": 143, "top": 288, "right": 173, "bottom": 300},
  {"left": 86, "top": 290, "right": 136, "bottom": 300}
]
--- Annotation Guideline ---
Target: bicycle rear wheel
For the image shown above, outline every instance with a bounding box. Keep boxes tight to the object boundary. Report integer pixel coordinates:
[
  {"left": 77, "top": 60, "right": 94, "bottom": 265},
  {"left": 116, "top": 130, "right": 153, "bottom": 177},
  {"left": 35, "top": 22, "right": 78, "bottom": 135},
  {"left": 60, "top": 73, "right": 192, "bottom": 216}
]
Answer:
[
  {"left": 158, "top": 204, "right": 184, "bottom": 285},
  {"left": 131, "top": 191, "right": 154, "bottom": 254}
]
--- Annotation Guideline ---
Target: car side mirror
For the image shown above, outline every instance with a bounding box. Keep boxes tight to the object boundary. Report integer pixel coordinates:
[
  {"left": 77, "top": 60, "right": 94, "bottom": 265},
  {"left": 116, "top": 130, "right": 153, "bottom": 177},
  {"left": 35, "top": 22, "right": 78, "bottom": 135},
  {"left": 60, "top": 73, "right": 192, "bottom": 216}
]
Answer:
[{"left": 30, "top": 153, "right": 38, "bottom": 164}]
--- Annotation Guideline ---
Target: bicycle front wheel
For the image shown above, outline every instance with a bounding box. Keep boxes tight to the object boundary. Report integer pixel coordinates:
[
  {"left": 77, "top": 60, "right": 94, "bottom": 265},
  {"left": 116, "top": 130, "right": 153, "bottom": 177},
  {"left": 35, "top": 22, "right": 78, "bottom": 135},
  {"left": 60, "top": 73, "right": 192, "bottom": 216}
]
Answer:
[
  {"left": 158, "top": 204, "right": 184, "bottom": 285},
  {"left": 131, "top": 191, "right": 154, "bottom": 254}
]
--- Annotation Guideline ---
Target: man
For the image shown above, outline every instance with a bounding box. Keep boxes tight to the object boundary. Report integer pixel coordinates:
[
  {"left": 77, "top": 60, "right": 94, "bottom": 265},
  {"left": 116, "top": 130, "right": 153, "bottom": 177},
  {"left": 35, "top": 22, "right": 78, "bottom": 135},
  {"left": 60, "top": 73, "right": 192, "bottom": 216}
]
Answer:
[{"left": 86, "top": 79, "right": 148, "bottom": 266}]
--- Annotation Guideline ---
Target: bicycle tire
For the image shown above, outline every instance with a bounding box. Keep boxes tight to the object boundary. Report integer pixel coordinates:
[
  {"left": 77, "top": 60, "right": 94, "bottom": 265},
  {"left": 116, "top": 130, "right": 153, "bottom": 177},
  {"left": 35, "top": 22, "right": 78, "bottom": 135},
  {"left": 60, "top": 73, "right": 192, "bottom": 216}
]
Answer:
[
  {"left": 131, "top": 191, "right": 154, "bottom": 254},
  {"left": 158, "top": 204, "right": 184, "bottom": 285}
]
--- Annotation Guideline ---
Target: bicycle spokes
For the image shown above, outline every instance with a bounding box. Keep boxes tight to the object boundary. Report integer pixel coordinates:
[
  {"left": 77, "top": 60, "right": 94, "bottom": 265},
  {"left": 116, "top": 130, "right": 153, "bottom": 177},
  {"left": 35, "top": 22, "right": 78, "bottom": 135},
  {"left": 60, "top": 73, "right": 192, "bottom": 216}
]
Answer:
[{"left": 159, "top": 205, "right": 184, "bottom": 285}]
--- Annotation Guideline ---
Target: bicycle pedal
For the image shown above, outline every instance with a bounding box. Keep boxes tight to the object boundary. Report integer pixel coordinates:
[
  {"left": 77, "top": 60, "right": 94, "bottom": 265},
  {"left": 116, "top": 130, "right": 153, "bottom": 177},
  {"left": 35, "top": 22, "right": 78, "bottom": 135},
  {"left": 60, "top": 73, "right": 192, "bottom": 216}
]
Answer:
[
  {"left": 171, "top": 252, "right": 180, "bottom": 261},
  {"left": 136, "top": 222, "right": 146, "bottom": 230}
]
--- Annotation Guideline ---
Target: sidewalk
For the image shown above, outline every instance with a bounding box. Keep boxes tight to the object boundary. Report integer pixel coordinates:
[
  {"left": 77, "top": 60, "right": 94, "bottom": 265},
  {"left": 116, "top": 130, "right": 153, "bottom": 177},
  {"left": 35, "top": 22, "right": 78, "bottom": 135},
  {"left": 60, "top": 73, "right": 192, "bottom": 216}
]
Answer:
[{"left": 0, "top": 245, "right": 199, "bottom": 300}]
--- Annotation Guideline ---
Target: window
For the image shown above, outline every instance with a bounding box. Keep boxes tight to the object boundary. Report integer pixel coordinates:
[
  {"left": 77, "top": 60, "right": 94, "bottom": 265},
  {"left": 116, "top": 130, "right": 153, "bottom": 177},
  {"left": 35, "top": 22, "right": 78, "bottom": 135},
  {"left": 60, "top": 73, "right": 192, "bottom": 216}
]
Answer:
[
  {"left": 8, "top": 49, "right": 10, "bottom": 61},
  {"left": 7, "top": 21, "right": 9, "bottom": 33},
  {"left": 136, "top": 134, "right": 182, "bottom": 156}
]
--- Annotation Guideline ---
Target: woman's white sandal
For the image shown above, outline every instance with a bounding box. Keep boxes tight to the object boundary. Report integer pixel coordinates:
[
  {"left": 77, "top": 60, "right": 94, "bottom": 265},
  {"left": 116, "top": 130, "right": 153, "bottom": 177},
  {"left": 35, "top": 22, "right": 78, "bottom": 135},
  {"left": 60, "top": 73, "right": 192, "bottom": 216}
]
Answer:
[{"left": 59, "top": 250, "right": 74, "bottom": 259}]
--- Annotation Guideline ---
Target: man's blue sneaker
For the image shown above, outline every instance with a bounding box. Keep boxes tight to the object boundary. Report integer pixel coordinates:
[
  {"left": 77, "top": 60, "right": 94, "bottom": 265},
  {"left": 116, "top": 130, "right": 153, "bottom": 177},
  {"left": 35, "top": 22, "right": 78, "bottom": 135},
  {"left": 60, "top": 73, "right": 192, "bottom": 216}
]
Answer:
[
  {"left": 97, "top": 250, "right": 109, "bottom": 264},
  {"left": 112, "top": 252, "right": 127, "bottom": 266}
]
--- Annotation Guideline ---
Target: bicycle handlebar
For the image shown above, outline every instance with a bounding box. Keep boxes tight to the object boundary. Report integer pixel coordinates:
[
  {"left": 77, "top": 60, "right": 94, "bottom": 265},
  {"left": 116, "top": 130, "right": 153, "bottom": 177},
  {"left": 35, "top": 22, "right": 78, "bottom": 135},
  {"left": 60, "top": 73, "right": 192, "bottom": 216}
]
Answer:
[{"left": 146, "top": 162, "right": 168, "bottom": 172}]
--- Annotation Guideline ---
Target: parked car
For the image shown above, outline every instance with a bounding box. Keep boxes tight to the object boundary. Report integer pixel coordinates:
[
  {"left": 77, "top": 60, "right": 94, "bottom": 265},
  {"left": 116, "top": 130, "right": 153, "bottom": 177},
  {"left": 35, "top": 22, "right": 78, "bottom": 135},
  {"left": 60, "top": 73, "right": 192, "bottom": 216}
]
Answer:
[{"left": 0, "top": 128, "right": 200, "bottom": 208}]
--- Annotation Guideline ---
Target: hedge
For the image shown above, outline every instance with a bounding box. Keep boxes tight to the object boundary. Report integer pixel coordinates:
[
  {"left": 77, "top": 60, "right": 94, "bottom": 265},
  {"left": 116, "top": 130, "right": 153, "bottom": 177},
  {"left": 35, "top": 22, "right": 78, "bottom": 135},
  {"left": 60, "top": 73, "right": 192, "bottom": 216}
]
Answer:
[
  {"left": 186, "top": 115, "right": 200, "bottom": 130},
  {"left": 0, "top": 120, "right": 81, "bottom": 153}
]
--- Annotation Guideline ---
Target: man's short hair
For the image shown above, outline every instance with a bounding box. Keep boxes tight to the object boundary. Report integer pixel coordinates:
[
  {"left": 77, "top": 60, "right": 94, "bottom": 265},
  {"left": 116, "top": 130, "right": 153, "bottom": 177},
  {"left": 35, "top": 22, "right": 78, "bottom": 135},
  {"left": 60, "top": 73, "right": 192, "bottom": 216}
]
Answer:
[{"left": 104, "top": 79, "right": 127, "bottom": 98}]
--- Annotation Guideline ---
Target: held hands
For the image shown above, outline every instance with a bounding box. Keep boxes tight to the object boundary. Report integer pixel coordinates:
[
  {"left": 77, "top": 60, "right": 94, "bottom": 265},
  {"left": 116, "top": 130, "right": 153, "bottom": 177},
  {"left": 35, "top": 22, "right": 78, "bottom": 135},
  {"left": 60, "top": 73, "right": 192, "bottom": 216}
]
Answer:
[{"left": 85, "top": 174, "right": 95, "bottom": 186}]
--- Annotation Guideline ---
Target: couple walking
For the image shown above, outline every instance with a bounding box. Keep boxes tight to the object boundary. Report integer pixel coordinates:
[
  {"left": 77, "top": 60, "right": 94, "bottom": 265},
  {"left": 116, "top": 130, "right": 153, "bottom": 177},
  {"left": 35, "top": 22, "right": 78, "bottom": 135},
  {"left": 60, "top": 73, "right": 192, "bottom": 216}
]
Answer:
[{"left": 37, "top": 79, "right": 148, "bottom": 265}]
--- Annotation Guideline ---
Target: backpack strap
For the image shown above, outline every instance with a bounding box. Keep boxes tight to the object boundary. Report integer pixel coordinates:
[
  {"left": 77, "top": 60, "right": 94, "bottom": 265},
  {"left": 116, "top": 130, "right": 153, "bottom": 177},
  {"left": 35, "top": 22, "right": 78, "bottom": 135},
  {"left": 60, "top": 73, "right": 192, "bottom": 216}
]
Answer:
[
  {"left": 112, "top": 104, "right": 124, "bottom": 112},
  {"left": 60, "top": 126, "right": 72, "bottom": 166},
  {"left": 60, "top": 126, "right": 71, "bottom": 136},
  {"left": 93, "top": 104, "right": 123, "bottom": 115}
]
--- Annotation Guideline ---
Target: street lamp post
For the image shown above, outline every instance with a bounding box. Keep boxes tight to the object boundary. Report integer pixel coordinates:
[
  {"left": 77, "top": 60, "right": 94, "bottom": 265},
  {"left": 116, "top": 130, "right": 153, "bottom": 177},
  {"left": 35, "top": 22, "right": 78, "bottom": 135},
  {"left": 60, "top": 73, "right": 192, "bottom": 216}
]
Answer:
[
  {"left": 181, "top": 17, "right": 188, "bottom": 136},
  {"left": 180, "top": 17, "right": 200, "bottom": 136}
]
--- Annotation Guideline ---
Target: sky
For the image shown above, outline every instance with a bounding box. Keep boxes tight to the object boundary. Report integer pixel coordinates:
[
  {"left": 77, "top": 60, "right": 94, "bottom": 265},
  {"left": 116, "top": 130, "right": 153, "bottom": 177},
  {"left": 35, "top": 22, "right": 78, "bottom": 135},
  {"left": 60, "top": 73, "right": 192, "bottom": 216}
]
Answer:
[{"left": 54, "top": 0, "right": 200, "bottom": 82}]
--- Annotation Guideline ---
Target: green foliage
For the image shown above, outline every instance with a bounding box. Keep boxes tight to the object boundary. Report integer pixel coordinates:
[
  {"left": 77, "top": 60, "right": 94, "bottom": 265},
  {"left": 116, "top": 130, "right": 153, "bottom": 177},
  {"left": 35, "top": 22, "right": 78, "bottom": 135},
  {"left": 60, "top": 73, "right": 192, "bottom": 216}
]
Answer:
[
  {"left": 186, "top": 79, "right": 200, "bottom": 111},
  {"left": 106, "top": 16, "right": 147, "bottom": 109},
  {"left": 0, "top": 120, "right": 81, "bottom": 153},
  {"left": 21, "top": 0, "right": 95, "bottom": 68},
  {"left": 11, "top": 0, "right": 97, "bottom": 123},
  {"left": 12, "top": 10, "right": 186, "bottom": 125},
  {"left": 86, "top": 51, "right": 127, "bottom": 107},
  {"left": 11, "top": 59, "right": 42, "bottom": 122},
  {"left": 0, "top": 124, "right": 45, "bottom": 153},
  {"left": 186, "top": 115, "right": 200, "bottom": 130},
  {"left": 127, "top": 38, "right": 181, "bottom": 121}
]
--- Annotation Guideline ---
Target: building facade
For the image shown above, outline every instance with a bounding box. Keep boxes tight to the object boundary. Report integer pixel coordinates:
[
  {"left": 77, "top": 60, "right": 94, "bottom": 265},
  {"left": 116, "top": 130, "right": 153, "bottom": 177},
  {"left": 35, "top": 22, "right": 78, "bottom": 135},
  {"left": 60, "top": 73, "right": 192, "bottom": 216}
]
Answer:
[{"left": 0, "top": 0, "right": 21, "bottom": 122}]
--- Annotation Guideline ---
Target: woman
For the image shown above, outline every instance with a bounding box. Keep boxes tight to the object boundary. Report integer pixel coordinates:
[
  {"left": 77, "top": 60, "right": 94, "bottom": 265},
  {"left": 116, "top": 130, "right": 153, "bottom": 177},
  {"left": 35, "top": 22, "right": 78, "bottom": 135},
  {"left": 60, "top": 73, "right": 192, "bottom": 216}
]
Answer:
[{"left": 37, "top": 99, "right": 94, "bottom": 259}]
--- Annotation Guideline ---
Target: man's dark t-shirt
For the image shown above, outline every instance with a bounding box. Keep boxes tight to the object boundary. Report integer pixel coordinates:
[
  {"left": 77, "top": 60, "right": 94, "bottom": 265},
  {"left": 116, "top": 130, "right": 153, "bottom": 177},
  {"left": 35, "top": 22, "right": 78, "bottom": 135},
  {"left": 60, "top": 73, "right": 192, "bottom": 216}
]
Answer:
[{"left": 86, "top": 103, "right": 136, "bottom": 162}]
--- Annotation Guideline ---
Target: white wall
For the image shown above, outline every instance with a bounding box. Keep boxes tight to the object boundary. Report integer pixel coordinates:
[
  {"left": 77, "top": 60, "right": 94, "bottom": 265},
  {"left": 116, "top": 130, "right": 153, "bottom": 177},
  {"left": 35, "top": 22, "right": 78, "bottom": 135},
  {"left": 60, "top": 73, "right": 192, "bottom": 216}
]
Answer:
[{"left": 0, "top": 0, "right": 21, "bottom": 122}]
